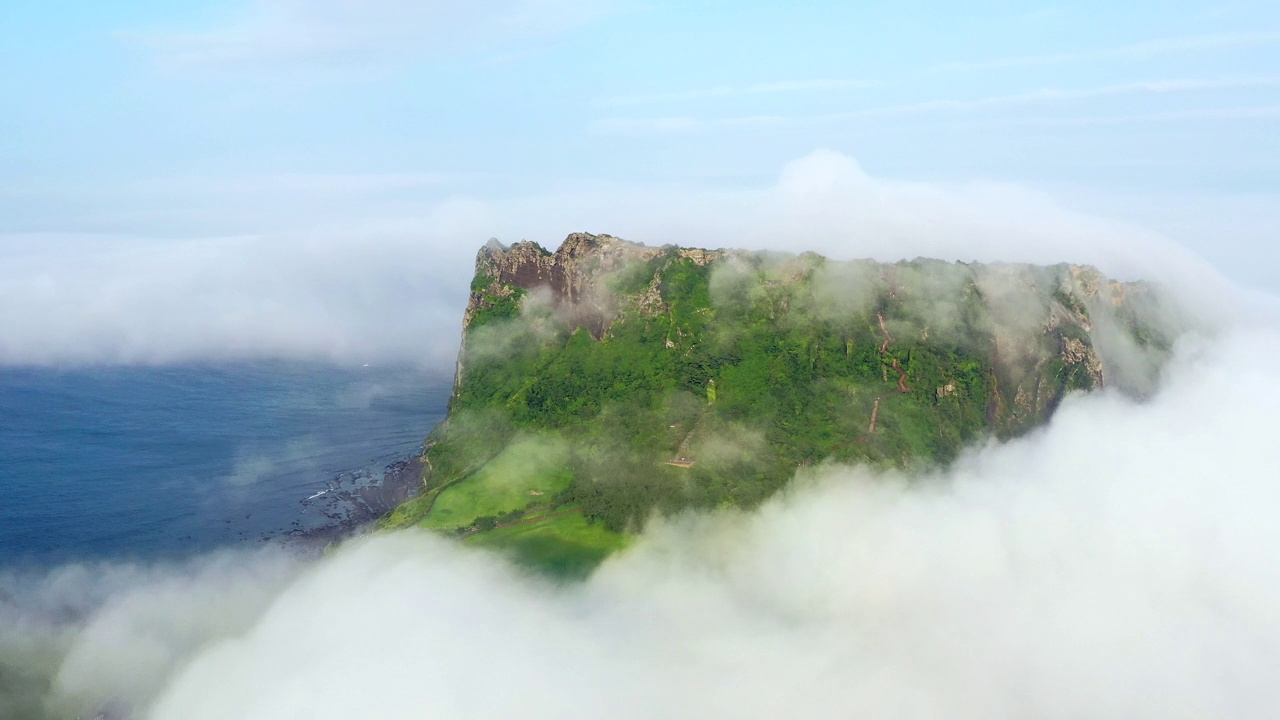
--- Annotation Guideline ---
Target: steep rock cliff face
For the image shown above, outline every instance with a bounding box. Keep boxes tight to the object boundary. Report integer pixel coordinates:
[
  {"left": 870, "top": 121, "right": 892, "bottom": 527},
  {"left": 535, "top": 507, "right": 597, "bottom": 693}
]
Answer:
[
  {"left": 465, "top": 234, "right": 665, "bottom": 338},
  {"left": 456, "top": 233, "right": 1167, "bottom": 435}
]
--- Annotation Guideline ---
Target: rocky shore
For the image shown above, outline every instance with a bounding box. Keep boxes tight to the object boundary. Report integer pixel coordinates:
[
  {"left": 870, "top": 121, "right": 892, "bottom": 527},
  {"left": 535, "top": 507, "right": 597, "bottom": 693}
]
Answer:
[{"left": 277, "top": 453, "right": 425, "bottom": 550}]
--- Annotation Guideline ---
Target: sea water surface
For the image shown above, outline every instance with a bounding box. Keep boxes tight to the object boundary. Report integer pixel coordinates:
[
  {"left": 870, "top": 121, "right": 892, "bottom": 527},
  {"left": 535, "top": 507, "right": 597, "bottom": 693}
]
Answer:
[{"left": 0, "top": 362, "right": 450, "bottom": 566}]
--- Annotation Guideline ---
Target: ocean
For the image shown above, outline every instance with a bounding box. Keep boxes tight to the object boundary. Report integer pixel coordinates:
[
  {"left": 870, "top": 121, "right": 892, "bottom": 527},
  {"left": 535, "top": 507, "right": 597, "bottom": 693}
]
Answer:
[{"left": 0, "top": 362, "right": 451, "bottom": 567}]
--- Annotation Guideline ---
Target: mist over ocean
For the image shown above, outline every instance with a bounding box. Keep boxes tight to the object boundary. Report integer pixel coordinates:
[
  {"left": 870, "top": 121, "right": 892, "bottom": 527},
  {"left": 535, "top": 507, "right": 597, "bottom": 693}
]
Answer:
[{"left": 0, "top": 363, "right": 450, "bottom": 566}]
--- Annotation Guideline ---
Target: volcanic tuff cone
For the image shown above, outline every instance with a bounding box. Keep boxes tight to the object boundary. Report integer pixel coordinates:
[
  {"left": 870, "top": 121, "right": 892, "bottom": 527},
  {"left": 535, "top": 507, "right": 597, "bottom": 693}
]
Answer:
[{"left": 388, "top": 232, "right": 1178, "bottom": 576}]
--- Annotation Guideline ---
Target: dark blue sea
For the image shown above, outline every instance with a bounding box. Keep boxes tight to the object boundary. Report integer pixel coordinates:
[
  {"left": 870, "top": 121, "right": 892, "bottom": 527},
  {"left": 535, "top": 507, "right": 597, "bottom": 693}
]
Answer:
[{"left": 0, "top": 363, "right": 450, "bottom": 567}]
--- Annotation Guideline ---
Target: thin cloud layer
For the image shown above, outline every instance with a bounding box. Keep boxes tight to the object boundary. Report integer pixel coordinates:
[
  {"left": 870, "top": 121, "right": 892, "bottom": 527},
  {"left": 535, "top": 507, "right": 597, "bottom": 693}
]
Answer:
[
  {"left": 931, "top": 30, "right": 1280, "bottom": 72},
  {"left": 136, "top": 0, "right": 614, "bottom": 68},
  {"left": 601, "top": 79, "right": 877, "bottom": 106},
  {"left": 592, "top": 75, "right": 1280, "bottom": 134},
  {"left": 0, "top": 150, "right": 1231, "bottom": 370}
]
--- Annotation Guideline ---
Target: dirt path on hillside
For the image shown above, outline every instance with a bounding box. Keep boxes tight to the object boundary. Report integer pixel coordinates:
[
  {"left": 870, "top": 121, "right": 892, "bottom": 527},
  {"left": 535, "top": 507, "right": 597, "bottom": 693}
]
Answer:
[
  {"left": 877, "top": 311, "right": 912, "bottom": 393},
  {"left": 867, "top": 311, "right": 912, "bottom": 433},
  {"left": 890, "top": 358, "right": 911, "bottom": 393},
  {"left": 666, "top": 427, "right": 697, "bottom": 468}
]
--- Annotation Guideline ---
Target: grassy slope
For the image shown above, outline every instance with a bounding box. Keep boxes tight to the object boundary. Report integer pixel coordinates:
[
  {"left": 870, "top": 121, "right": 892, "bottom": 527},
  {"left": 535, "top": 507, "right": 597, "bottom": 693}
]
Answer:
[
  {"left": 418, "top": 436, "right": 571, "bottom": 530},
  {"left": 464, "top": 510, "right": 629, "bottom": 580}
]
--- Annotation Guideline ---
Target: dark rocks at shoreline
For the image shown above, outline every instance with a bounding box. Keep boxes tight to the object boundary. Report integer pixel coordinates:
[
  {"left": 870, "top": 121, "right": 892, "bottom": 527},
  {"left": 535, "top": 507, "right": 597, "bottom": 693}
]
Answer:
[{"left": 279, "top": 454, "right": 425, "bottom": 549}]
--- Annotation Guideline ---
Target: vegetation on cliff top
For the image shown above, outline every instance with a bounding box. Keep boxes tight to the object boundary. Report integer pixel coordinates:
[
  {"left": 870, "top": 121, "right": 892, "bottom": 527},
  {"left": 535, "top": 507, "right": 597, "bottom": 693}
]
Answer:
[{"left": 385, "top": 234, "right": 1175, "bottom": 577}]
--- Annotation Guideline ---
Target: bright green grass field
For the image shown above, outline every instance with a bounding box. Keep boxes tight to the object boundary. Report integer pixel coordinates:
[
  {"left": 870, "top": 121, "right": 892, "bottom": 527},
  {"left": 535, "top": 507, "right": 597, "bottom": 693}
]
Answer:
[
  {"left": 419, "top": 435, "right": 573, "bottom": 530},
  {"left": 465, "top": 510, "right": 629, "bottom": 580}
]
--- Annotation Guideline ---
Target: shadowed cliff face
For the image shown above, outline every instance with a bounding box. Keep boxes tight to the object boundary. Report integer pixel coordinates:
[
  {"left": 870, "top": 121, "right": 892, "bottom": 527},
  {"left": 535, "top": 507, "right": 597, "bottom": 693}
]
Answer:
[{"left": 396, "top": 232, "right": 1184, "bottom": 569}]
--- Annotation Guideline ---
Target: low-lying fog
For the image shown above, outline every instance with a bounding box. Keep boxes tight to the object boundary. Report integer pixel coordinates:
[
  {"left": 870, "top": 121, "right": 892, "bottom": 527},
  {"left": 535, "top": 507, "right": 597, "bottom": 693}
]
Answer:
[
  {"left": 4, "top": 319, "right": 1279, "bottom": 719},
  {"left": 0, "top": 151, "right": 1228, "bottom": 370}
]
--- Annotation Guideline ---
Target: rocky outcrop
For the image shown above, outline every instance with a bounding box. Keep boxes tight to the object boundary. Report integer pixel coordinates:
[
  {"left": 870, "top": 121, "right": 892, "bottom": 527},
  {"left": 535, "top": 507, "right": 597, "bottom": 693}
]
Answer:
[
  {"left": 402, "top": 230, "right": 1188, "bottom": 550},
  {"left": 466, "top": 233, "right": 665, "bottom": 336}
]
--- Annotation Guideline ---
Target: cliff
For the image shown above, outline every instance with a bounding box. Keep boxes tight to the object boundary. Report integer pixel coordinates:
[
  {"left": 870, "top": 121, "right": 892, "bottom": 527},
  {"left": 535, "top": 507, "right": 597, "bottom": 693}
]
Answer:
[{"left": 387, "top": 232, "right": 1178, "bottom": 577}]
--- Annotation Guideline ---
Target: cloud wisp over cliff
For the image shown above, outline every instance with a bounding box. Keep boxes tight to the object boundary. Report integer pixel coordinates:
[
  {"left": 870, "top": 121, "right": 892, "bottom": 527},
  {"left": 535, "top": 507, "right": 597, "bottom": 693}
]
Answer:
[
  {"left": 0, "top": 150, "right": 1234, "bottom": 370},
  {"left": 7, "top": 310, "right": 1280, "bottom": 719}
]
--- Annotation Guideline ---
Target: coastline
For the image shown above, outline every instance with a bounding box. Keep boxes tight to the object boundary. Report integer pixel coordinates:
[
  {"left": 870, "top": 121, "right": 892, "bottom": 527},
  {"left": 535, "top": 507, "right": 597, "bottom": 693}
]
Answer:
[{"left": 282, "top": 453, "right": 426, "bottom": 550}]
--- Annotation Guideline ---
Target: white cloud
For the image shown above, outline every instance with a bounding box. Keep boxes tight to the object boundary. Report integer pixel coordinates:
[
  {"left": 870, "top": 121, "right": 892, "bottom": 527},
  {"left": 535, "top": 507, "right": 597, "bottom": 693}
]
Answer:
[
  {"left": 932, "top": 30, "right": 1280, "bottom": 73},
  {"left": 0, "top": 150, "right": 1233, "bottom": 370},
  {"left": 592, "top": 76, "right": 1280, "bottom": 134},
  {"left": 9, "top": 314, "right": 1280, "bottom": 718},
  {"left": 1051, "top": 185, "right": 1280, "bottom": 301},
  {"left": 136, "top": 172, "right": 452, "bottom": 196},
  {"left": 1024, "top": 105, "right": 1280, "bottom": 126},
  {"left": 0, "top": 231, "right": 472, "bottom": 369},
  {"left": 600, "top": 78, "right": 877, "bottom": 106},
  {"left": 134, "top": 0, "right": 614, "bottom": 68},
  {"left": 0, "top": 549, "right": 303, "bottom": 719}
]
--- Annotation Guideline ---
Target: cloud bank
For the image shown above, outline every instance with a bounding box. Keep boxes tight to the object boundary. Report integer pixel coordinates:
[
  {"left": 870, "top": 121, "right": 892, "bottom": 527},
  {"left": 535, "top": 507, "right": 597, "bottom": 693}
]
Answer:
[
  {"left": 149, "top": 324, "right": 1280, "bottom": 720},
  {"left": 7, "top": 311, "right": 1280, "bottom": 718},
  {"left": 0, "top": 231, "right": 475, "bottom": 369},
  {"left": 0, "top": 150, "right": 1233, "bottom": 370},
  {"left": 0, "top": 549, "right": 303, "bottom": 720}
]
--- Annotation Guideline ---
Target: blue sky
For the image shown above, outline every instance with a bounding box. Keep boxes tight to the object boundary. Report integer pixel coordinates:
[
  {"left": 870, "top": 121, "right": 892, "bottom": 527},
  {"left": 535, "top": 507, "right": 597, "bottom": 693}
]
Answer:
[
  {"left": 5, "top": 2, "right": 1278, "bottom": 187},
  {"left": 4, "top": 2, "right": 1277, "bottom": 222},
  {"left": 1, "top": 1, "right": 1278, "bottom": 366}
]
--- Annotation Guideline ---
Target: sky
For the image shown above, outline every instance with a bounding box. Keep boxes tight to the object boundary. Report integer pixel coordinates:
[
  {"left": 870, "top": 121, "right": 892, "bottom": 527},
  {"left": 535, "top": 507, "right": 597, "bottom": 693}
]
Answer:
[{"left": 0, "top": 0, "right": 1277, "bottom": 368}]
